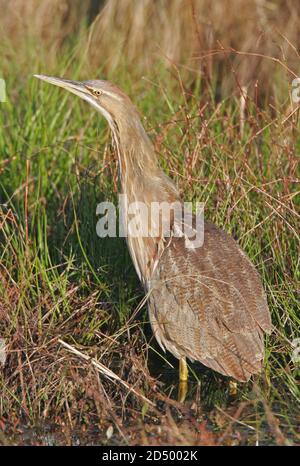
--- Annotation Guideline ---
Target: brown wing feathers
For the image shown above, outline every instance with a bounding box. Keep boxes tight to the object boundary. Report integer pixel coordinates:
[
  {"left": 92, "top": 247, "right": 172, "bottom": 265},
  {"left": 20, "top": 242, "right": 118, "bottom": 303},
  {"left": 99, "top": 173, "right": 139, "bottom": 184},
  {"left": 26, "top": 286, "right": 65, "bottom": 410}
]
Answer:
[{"left": 148, "top": 220, "right": 271, "bottom": 381}]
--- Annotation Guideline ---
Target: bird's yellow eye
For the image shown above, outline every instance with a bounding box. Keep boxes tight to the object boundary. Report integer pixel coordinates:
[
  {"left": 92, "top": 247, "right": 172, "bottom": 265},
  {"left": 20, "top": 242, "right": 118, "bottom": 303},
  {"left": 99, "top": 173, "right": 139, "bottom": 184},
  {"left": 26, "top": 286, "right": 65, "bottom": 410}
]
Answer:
[{"left": 93, "top": 89, "right": 102, "bottom": 97}]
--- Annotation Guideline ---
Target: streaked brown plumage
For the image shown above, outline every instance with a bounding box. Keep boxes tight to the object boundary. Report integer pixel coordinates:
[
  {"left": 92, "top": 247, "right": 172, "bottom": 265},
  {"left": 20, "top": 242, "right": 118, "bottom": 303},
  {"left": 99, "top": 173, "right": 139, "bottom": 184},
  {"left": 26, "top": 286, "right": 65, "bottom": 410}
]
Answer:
[
  {"left": 149, "top": 221, "right": 271, "bottom": 381},
  {"left": 35, "top": 75, "right": 272, "bottom": 382}
]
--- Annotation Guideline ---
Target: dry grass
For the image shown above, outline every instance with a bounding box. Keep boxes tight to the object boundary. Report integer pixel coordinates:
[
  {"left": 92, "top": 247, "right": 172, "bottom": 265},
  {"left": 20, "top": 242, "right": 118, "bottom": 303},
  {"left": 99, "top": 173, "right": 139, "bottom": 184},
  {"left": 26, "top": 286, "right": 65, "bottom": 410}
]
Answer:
[{"left": 1, "top": 0, "right": 300, "bottom": 94}]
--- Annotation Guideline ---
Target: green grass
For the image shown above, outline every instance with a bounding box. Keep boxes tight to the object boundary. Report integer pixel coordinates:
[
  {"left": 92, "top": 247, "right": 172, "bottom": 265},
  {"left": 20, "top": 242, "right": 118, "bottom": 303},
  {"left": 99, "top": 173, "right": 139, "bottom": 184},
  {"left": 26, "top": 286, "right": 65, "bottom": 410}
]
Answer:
[{"left": 0, "top": 52, "right": 299, "bottom": 445}]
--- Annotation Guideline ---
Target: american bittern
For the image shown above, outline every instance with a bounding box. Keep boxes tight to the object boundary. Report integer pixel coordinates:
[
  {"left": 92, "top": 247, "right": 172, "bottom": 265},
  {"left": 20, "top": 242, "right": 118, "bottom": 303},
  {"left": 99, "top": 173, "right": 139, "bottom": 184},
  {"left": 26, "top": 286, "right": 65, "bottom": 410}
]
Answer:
[{"left": 35, "top": 75, "right": 272, "bottom": 386}]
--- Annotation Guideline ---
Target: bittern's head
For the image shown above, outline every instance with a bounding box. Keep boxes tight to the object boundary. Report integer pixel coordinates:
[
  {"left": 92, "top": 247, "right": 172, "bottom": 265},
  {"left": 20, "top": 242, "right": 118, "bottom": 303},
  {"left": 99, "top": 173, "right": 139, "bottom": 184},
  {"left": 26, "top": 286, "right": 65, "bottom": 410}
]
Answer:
[{"left": 34, "top": 75, "right": 138, "bottom": 131}]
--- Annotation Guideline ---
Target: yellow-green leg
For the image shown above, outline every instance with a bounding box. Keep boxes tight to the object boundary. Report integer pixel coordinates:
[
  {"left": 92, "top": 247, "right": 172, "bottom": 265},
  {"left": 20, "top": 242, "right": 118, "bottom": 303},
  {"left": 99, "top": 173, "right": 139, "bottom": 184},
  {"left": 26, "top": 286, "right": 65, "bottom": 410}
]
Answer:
[
  {"left": 179, "top": 357, "right": 188, "bottom": 382},
  {"left": 229, "top": 379, "right": 237, "bottom": 396},
  {"left": 178, "top": 358, "right": 188, "bottom": 402}
]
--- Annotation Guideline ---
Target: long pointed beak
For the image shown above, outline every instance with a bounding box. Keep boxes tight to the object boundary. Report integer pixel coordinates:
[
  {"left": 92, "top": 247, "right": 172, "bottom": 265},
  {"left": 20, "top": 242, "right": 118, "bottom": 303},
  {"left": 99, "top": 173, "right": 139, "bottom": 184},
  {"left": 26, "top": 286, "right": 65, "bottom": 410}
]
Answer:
[
  {"left": 34, "top": 74, "right": 110, "bottom": 124},
  {"left": 34, "top": 74, "right": 89, "bottom": 99}
]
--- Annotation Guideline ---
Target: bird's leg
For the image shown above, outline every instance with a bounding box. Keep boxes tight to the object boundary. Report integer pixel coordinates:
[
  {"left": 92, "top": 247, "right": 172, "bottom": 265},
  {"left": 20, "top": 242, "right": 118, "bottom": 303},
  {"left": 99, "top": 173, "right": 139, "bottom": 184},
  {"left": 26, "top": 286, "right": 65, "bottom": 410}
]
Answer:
[
  {"left": 178, "top": 358, "right": 188, "bottom": 403},
  {"left": 179, "top": 357, "right": 188, "bottom": 382},
  {"left": 178, "top": 382, "right": 188, "bottom": 403},
  {"left": 229, "top": 379, "right": 237, "bottom": 396}
]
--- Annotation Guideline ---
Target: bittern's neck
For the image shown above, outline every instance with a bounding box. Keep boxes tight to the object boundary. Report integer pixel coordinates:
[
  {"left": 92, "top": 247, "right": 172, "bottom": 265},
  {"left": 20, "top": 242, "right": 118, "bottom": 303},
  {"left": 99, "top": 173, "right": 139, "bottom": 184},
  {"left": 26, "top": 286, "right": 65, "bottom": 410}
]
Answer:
[{"left": 111, "top": 114, "right": 179, "bottom": 203}]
